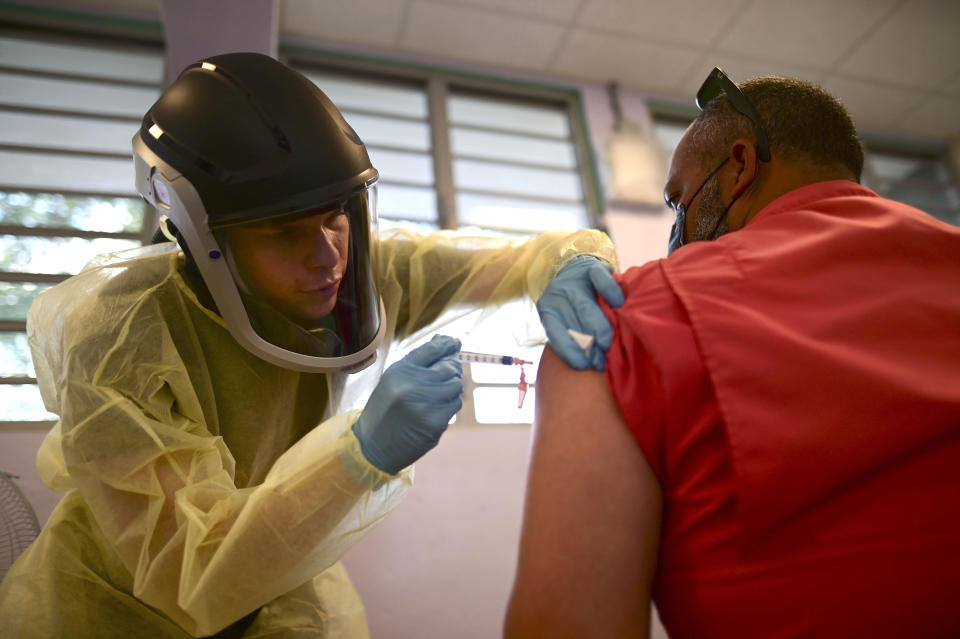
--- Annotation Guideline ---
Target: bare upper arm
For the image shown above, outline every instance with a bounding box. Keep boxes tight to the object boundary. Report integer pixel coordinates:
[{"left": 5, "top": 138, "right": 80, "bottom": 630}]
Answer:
[{"left": 504, "top": 346, "right": 662, "bottom": 639}]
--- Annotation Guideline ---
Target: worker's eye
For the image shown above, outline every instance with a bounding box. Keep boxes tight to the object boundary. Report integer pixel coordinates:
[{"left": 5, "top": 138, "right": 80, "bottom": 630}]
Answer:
[
  {"left": 326, "top": 210, "right": 348, "bottom": 226},
  {"left": 259, "top": 227, "right": 301, "bottom": 242}
]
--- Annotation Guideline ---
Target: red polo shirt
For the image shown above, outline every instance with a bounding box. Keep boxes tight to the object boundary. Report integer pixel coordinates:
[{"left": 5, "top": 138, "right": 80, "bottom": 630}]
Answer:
[{"left": 605, "top": 181, "right": 960, "bottom": 637}]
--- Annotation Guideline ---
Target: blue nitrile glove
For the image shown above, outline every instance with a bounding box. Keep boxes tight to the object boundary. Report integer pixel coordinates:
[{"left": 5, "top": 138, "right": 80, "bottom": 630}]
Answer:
[
  {"left": 536, "top": 255, "right": 625, "bottom": 371},
  {"left": 353, "top": 335, "right": 464, "bottom": 474}
]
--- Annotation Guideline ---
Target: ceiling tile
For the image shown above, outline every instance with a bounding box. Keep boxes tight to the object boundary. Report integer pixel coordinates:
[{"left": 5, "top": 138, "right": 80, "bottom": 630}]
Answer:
[
  {"left": 677, "top": 52, "right": 824, "bottom": 98},
  {"left": 401, "top": 1, "right": 565, "bottom": 71},
  {"left": 423, "top": 0, "right": 583, "bottom": 22},
  {"left": 838, "top": 0, "right": 960, "bottom": 90},
  {"left": 551, "top": 29, "right": 702, "bottom": 95},
  {"left": 578, "top": 0, "right": 744, "bottom": 44},
  {"left": 820, "top": 75, "right": 925, "bottom": 131},
  {"left": 716, "top": 0, "right": 899, "bottom": 68},
  {"left": 281, "top": 0, "right": 407, "bottom": 47},
  {"left": 893, "top": 95, "right": 960, "bottom": 140}
]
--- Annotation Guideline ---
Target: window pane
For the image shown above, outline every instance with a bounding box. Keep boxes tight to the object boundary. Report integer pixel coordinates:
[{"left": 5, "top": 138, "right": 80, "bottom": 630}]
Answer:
[
  {"left": 303, "top": 72, "right": 428, "bottom": 119},
  {"left": 935, "top": 210, "right": 960, "bottom": 226},
  {"left": 867, "top": 152, "right": 960, "bottom": 224},
  {"left": 473, "top": 386, "right": 536, "bottom": 424},
  {"left": 448, "top": 95, "right": 569, "bottom": 139},
  {"left": 0, "top": 384, "right": 55, "bottom": 421},
  {"left": 347, "top": 112, "right": 430, "bottom": 151},
  {"left": 0, "top": 72, "right": 159, "bottom": 119},
  {"left": 0, "top": 111, "right": 138, "bottom": 155},
  {"left": 367, "top": 148, "right": 434, "bottom": 186},
  {"left": 652, "top": 119, "right": 691, "bottom": 161},
  {"left": 0, "top": 150, "right": 136, "bottom": 194},
  {"left": 457, "top": 192, "right": 586, "bottom": 231},
  {"left": 0, "top": 235, "right": 138, "bottom": 274},
  {"left": 0, "top": 332, "right": 35, "bottom": 377},
  {"left": 451, "top": 127, "right": 576, "bottom": 169},
  {"left": 0, "top": 282, "right": 55, "bottom": 322},
  {"left": 869, "top": 155, "right": 948, "bottom": 183},
  {"left": 454, "top": 159, "right": 582, "bottom": 201},
  {"left": 882, "top": 183, "right": 960, "bottom": 212},
  {"left": 0, "top": 192, "right": 146, "bottom": 232},
  {"left": 378, "top": 184, "right": 437, "bottom": 222},
  {"left": 0, "top": 35, "right": 163, "bottom": 83},
  {"left": 467, "top": 353, "right": 540, "bottom": 385}
]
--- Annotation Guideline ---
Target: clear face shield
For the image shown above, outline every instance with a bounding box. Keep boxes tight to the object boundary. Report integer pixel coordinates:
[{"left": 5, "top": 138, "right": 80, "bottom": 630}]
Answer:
[
  {"left": 212, "top": 187, "right": 382, "bottom": 363},
  {"left": 137, "top": 130, "right": 386, "bottom": 373}
]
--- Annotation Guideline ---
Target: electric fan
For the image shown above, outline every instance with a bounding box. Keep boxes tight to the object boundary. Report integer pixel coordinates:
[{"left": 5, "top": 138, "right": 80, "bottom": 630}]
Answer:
[{"left": 0, "top": 471, "right": 40, "bottom": 580}]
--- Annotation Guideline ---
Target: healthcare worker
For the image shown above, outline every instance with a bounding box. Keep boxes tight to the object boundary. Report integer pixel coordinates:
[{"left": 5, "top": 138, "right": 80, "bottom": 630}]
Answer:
[{"left": 0, "top": 52, "right": 621, "bottom": 638}]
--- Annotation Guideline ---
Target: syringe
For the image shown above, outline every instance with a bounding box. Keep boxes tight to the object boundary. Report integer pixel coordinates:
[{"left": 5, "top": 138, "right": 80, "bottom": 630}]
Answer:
[{"left": 457, "top": 351, "right": 531, "bottom": 366}]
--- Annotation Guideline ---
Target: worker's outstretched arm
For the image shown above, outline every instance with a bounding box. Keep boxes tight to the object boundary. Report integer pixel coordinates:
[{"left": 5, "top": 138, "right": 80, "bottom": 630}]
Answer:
[
  {"left": 505, "top": 346, "right": 662, "bottom": 639},
  {"left": 379, "top": 228, "right": 621, "bottom": 369}
]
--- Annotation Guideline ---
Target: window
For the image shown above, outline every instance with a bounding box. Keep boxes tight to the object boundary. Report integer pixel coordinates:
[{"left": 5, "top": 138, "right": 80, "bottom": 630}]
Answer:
[
  {"left": 298, "top": 69, "right": 439, "bottom": 233},
  {"left": 862, "top": 146, "right": 960, "bottom": 226},
  {"left": 650, "top": 114, "right": 693, "bottom": 170},
  {"left": 291, "top": 54, "right": 602, "bottom": 425},
  {"left": 448, "top": 89, "right": 591, "bottom": 233},
  {"left": 0, "top": 31, "right": 163, "bottom": 425}
]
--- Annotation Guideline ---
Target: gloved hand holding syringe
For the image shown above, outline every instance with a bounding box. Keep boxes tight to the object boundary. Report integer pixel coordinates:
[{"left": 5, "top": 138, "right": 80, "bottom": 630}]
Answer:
[
  {"left": 354, "top": 330, "right": 596, "bottom": 474},
  {"left": 353, "top": 336, "right": 533, "bottom": 475}
]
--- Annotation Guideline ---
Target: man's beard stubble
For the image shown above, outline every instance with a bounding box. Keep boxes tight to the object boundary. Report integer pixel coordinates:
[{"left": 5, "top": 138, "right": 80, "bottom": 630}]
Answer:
[{"left": 689, "top": 178, "right": 730, "bottom": 243}]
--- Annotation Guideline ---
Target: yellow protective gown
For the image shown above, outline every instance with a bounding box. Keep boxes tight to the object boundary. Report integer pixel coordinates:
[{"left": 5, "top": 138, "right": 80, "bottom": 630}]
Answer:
[{"left": 0, "top": 227, "right": 616, "bottom": 638}]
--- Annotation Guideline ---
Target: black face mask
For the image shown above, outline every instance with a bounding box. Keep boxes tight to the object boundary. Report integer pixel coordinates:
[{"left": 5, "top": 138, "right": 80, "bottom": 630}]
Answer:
[
  {"left": 667, "top": 206, "right": 686, "bottom": 256},
  {"left": 666, "top": 158, "right": 728, "bottom": 256}
]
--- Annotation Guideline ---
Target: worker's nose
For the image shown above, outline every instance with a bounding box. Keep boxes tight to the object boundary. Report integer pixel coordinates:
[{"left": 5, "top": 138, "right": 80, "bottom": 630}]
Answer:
[{"left": 304, "top": 229, "right": 341, "bottom": 269}]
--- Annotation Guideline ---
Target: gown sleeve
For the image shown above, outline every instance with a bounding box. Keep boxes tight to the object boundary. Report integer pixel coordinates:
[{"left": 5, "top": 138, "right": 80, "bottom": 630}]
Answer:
[{"left": 376, "top": 227, "right": 618, "bottom": 339}]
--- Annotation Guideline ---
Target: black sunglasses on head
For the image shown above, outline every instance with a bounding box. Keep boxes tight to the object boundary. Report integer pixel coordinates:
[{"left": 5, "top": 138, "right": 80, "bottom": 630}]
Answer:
[{"left": 696, "top": 67, "right": 771, "bottom": 162}]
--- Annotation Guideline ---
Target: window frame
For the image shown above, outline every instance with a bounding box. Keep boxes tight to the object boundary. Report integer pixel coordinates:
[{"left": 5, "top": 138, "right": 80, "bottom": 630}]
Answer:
[{"left": 0, "top": 22, "right": 164, "bottom": 430}]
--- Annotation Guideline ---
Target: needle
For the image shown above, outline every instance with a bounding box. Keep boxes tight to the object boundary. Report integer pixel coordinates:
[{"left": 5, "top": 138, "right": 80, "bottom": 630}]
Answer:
[{"left": 457, "top": 351, "right": 531, "bottom": 366}]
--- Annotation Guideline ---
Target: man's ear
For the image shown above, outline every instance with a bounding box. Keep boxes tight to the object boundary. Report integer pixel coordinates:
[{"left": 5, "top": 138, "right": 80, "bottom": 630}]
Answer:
[{"left": 728, "top": 138, "right": 759, "bottom": 199}]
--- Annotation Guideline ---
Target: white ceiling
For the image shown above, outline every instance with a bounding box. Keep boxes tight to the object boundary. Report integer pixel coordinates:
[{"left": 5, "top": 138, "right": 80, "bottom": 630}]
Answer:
[{"left": 21, "top": 0, "right": 960, "bottom": 142}]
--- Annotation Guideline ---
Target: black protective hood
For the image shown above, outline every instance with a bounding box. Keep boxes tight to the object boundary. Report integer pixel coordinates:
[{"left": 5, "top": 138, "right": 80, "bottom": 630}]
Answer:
[{"left": 138, "top": 52, "right": 378, "bottom": 228}]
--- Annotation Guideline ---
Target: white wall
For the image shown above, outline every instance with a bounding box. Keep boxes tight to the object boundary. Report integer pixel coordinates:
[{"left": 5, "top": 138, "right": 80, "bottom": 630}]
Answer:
[{"left": 342, "top": 424, "right": 532, "bottom": 639}]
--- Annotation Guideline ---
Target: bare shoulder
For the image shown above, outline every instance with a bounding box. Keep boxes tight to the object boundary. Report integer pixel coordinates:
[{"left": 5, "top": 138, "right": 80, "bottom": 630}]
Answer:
[
  {"left": 506, "top": 346, "right": 660, "bottom": 638},
  {"left": 534, "top": 346, "right": 623, "bottom": 438}
]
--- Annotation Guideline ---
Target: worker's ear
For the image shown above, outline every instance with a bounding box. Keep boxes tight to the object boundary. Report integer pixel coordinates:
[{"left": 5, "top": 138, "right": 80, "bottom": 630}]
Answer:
[{"left": 727, "top": 138, "right": 759, "bottom": 199}]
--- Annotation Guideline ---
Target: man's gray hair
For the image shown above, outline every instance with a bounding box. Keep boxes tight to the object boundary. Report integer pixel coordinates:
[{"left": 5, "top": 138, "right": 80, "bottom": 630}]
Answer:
[{"left": 686, "top": 76, "right": 864, "bottom": 181}]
